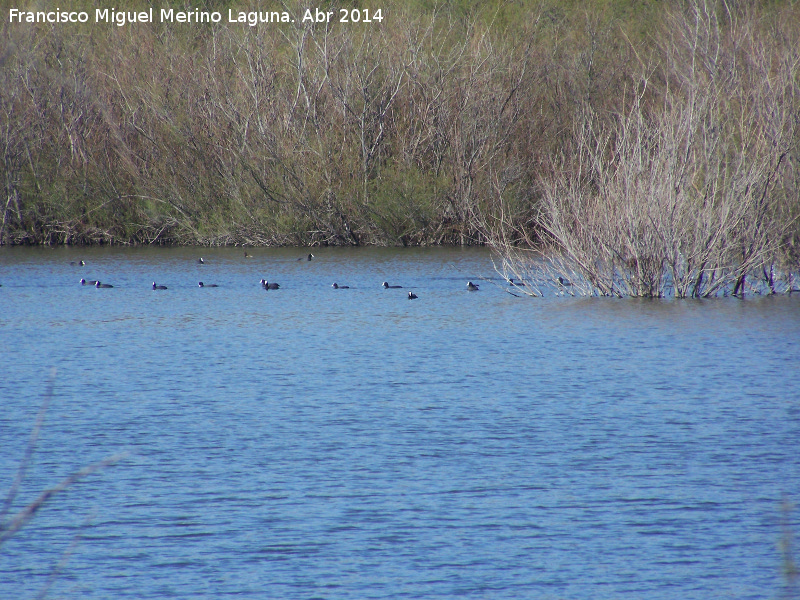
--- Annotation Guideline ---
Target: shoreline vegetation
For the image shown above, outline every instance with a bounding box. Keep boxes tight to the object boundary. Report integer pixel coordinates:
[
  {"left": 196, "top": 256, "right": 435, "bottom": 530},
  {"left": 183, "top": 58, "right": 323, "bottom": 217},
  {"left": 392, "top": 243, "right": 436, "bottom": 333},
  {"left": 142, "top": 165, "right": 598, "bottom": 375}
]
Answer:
[{"left": 1, "top": 0, "right": 799, "bottom": 296}]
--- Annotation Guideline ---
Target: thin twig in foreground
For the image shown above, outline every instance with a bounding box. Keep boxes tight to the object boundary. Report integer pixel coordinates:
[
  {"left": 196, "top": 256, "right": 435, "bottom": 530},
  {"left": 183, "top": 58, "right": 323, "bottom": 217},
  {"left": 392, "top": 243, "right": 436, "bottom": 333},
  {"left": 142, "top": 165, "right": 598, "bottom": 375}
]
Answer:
[{"left": 0, "top": 453, "right": 128, "bottom": 548}]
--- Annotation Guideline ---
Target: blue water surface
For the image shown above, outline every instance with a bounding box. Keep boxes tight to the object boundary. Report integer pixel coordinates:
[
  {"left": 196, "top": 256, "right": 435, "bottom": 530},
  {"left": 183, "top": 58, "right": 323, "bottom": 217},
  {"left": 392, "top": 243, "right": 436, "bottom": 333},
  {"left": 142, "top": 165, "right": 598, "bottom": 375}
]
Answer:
[{"left": 1, "top": 246, "right": 798, "bottom": 599}]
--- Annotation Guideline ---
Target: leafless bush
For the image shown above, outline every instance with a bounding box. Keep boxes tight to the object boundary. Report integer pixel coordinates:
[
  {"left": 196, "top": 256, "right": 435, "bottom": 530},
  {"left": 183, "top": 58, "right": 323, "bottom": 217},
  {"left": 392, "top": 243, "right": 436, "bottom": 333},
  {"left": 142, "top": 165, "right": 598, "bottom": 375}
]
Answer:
[
  {"left": 2, "top": 1, "right": 797, "bottom": 248},
  {"left": 488, "top": 0, "right": 800, "bottom": 297}
]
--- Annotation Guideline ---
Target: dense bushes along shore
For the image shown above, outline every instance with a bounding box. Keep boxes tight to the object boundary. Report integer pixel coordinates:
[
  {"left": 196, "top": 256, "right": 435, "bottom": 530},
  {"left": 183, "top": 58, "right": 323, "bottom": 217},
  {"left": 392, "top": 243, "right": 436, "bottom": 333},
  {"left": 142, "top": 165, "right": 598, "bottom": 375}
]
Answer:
[{"left": 1, "top": 2, "right": 798, "bottom": 270}]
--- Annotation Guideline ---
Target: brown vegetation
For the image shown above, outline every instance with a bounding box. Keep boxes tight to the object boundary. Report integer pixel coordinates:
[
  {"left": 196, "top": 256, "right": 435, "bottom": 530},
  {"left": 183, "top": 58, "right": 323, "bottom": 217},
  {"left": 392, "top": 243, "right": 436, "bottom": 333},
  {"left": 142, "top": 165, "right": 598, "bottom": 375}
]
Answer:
[
  {"left": 483, "top": 1, "right": 800, "bottom": 297},
  {"left": 1, "top": 0, "right": 798, "bottom": 291}
]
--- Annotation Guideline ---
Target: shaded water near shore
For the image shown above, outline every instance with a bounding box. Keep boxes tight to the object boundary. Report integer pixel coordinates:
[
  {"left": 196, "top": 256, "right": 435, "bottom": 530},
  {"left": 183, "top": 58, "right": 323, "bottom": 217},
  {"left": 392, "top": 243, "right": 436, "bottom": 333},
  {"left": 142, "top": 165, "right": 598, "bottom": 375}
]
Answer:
[{"left": 1, "top": 246, "right": 799, "bottom": 599}]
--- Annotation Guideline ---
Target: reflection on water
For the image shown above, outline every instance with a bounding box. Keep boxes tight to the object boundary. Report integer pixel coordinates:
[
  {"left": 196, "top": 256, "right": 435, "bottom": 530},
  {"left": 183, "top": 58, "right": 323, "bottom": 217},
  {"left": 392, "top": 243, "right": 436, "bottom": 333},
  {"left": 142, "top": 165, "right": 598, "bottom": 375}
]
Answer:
[{"left": 1, "top": 246, "right": 799, "bottom": 599}]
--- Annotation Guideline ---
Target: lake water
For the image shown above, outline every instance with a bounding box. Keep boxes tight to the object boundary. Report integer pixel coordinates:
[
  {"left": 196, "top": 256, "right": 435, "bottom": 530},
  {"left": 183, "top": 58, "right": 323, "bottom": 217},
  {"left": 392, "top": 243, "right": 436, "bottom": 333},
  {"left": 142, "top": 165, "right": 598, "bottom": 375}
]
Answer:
[{"left": 1, "top": 246, "right": 799, "bottom": 599}]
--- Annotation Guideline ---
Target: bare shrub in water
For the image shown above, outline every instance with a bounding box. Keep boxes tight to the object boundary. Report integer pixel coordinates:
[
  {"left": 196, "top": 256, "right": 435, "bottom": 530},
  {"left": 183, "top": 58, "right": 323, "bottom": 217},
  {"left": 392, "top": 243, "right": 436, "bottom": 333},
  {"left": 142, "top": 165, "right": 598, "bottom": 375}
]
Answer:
[{"left": 488, "top": 1, "right": 800, "bottom": 297}]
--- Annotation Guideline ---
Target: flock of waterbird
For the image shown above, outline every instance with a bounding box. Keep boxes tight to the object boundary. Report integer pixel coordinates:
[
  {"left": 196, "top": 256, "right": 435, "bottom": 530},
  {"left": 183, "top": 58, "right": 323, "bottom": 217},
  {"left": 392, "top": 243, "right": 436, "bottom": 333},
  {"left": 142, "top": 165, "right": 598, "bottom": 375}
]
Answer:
[
  {"left": 69, "top": 252, "right": 486, "bottom": 299},
  {"left": 54, "top": 255, "right": 800, "bottom": 297}
]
